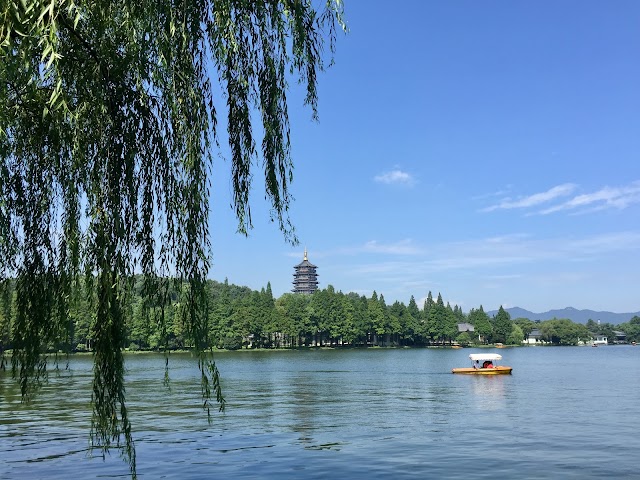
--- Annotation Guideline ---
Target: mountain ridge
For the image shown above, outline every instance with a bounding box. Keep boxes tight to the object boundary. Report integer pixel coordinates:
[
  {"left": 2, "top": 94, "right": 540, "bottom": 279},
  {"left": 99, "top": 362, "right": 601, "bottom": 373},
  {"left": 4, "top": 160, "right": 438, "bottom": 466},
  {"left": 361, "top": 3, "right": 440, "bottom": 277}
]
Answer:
[{"left": 485, "top": 307, "right": 640, "bottom": 325}]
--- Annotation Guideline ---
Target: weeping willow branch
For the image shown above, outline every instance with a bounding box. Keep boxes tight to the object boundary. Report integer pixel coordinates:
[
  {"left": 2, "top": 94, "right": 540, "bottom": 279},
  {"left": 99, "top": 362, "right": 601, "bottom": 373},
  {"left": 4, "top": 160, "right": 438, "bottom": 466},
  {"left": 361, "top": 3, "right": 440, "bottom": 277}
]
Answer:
[{"left": 1, "top": 0, "right": 345, "bottom": 477}]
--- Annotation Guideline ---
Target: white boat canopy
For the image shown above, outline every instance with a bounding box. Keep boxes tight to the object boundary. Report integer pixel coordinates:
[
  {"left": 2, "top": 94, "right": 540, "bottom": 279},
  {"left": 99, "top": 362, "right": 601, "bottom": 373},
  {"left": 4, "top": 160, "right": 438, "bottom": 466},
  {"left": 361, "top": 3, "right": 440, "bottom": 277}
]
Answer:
[{"left": 469, "top": 353, "right": 502, "bottom": 361}]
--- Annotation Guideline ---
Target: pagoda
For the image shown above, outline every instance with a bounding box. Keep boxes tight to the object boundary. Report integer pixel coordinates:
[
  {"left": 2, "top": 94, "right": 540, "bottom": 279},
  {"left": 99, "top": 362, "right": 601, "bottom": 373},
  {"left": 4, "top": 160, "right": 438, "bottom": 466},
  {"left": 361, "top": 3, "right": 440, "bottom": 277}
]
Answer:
[{"left": 292, "top": 248, "right": 319, "bottom": 294}]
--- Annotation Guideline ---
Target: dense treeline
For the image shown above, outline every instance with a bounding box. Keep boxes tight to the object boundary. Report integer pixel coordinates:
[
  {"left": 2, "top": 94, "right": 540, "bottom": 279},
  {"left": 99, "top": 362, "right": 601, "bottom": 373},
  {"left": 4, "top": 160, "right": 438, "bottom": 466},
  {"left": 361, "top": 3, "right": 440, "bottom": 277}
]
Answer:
[{"left": 1, "top": 278, "right": 639, "bottom": 353}]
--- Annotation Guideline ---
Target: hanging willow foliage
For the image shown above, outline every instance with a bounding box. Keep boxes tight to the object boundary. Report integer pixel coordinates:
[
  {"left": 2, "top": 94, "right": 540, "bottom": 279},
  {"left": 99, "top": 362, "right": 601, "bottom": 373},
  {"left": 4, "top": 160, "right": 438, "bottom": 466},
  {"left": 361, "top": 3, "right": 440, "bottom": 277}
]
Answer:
[{"left": 0, "top": 0, "right": 345, "bottom": 476}]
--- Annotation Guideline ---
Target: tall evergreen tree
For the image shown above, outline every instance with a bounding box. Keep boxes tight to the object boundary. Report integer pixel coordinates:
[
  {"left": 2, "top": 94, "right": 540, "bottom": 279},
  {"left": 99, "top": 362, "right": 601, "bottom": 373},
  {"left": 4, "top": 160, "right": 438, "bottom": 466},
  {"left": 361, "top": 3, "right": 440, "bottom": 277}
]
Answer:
[
  {"left": 427, "top": 293, "right": 448, "bottom": 343},
  {"left": 420, "top": 291, "right": 435, "bottom": 342},
  {"left": 492, "top": 306, "right": 513, "bottom": 344},
  {"left": 423, "top": 291, "right": 434, "bottom": 318},
  {"left": 275, "top": 293, "right": 311, "bottom": 347},
  {"left": 368, "top": 291, "right": 386, "bottom": 345},
  {"left": 453, "top": 305, "right": 466, "bottom": 324},
  {"left": 349, "top": 293, "right": 370, "bottom": 345},
  {"left": 468, "top": 306, "right": 492, "bottom": 344},
  {"left": 407, "top": 295, "right": 420, "bottom": 320}
]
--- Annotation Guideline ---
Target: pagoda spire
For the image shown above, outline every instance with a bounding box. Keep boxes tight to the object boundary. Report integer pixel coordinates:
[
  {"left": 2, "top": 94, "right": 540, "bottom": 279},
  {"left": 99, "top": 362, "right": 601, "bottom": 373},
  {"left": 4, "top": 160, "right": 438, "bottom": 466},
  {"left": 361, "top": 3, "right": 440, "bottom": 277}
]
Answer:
[{"left": 303, "top": 247, "right": 308, "bottom": 261}]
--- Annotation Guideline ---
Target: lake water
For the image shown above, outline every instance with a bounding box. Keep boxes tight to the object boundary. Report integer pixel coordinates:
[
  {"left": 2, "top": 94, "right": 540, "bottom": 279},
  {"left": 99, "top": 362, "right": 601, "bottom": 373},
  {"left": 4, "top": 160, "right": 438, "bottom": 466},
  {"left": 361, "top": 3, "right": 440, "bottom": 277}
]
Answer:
[{"left": 1, "top": 346, "right": 639, "bottom": 479}]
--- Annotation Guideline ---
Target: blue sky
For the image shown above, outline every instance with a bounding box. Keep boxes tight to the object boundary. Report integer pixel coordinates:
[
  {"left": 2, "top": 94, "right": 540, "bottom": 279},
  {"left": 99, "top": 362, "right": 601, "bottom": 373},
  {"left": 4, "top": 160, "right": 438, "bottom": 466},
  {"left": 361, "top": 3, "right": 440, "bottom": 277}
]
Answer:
[{"left": 207, "top": 1, "right": 640, "bottom": 313}]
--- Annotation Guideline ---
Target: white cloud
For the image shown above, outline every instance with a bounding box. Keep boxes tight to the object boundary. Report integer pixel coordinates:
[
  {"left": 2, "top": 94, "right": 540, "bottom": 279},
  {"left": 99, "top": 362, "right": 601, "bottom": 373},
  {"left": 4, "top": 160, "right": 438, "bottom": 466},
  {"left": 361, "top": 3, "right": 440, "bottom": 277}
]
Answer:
[
  {"left": 567, "top": 231, "right": 640, "bottom": 255},
  {"left": 326, "top": 230, "right": 640, "bottom": 312},
  {"left": 472, "top": 185, "right": 514, "bottom": 201},
  {"left": 482, "top": 181, "right": 640, "bottom": 215},
  {"left": 345, "top": 230, "right": 640, "bottom": 283},
  {"left": 373, "top": 169, "right": 415, "bottom": 186},
  {"left": 483, "top": 183, "right": 576, "bottom": 212},
  {"left": 539, "top": 181, "right": 640, "bottom": 215},
  {"left": 363, "top": 239, "right": 422, "bottom": 255}
]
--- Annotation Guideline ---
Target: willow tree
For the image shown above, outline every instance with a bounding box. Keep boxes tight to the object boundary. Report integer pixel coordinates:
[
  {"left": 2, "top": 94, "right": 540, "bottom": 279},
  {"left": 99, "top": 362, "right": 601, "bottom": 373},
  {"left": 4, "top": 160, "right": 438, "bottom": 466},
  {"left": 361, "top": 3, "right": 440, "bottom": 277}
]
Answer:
[{"left": 0, "top": 0, "right": 345, "bottom": 476}]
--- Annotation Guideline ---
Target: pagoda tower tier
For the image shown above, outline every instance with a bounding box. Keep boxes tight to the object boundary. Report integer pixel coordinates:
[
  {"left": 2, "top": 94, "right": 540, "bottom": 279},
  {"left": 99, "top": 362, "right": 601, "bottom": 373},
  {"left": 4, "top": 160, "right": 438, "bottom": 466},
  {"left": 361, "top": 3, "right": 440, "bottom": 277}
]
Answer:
[{"left": 292, "top": 248, "right": 319, "bottom": 294}]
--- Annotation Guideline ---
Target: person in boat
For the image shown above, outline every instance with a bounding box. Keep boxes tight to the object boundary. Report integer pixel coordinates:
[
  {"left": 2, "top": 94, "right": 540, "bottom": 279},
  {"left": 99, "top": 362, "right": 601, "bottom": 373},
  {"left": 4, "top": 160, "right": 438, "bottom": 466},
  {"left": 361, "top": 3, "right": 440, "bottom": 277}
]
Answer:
[
  {"left": 474, "top": 360, "right": 479, "bottom": 369},
  {"left": 482, "top": 361, "right": 494, "bottom": 368}
]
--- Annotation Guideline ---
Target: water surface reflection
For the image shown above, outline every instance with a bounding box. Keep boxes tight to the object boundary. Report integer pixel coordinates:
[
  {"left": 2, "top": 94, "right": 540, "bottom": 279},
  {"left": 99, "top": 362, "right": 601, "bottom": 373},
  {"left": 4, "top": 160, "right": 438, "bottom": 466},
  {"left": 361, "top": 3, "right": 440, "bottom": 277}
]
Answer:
[{"left": 1, "top": 347, "right": 639, "bottom": 478}]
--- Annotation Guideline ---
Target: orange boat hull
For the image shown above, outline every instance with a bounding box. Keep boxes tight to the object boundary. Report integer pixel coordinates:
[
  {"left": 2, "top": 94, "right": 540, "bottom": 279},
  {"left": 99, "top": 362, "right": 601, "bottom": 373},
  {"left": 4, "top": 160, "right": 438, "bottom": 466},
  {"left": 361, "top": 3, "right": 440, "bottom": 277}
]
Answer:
[{"left": 452, "top": 366, "right": 512, "bottom": 375}]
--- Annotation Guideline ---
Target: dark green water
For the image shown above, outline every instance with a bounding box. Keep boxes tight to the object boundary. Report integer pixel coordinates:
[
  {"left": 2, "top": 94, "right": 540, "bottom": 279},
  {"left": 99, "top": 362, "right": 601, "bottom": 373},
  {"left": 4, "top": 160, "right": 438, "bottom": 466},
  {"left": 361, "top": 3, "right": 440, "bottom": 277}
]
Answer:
[{"left": 1, "top": 346, "right": 639, "bottom": 479}]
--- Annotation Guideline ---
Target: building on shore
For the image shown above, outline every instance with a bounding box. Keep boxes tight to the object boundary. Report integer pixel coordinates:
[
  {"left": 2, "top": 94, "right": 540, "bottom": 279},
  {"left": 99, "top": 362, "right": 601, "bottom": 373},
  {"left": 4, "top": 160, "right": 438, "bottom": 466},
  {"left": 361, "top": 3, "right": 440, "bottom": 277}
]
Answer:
[{"left": 292, "top": 248, "right": 319, "bottom": 294}]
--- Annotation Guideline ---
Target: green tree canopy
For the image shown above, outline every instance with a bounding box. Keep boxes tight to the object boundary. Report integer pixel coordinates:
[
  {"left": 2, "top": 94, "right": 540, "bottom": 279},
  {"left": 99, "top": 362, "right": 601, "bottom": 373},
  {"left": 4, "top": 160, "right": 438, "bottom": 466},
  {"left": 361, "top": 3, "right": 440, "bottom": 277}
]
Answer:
[
  {"left": 468, "top": 305, "right": 491, "bottom": 343},
  {"left": 0, "top": 0, "right": 345, "bottom": 476},
  {"left": 426, "top": 293, "right": 456, "bottom": 343},
  {"left": 492, "top": 306, "right": 512, "bottom": 344},
  {"left": 513, "top": 317, "right": 536, "bottom": 337},
  {"left": 620, "top": 316, "right": 640, "bottom": 343},
  {"left": 407, "top": 295, "right": 420, "bottom": 319},
  {"left": 506, "top": 323, "right": 524, "bottom": 345},
  {"left": 539, "top": 318, "right": 590, "bottom": 346}
]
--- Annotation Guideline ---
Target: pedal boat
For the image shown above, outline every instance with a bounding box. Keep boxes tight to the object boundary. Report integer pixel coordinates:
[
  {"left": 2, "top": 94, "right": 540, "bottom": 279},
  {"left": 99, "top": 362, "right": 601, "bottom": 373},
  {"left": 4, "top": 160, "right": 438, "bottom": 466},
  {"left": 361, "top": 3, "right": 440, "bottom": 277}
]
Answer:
[{"left": 452, "top": 353, "right": 512, "bottom": 375}]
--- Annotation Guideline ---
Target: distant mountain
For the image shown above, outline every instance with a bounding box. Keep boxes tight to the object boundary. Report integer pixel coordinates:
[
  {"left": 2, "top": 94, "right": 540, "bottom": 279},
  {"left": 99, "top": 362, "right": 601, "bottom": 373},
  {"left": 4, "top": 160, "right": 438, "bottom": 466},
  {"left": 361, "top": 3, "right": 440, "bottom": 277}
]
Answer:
[{"left": 486, "top": 307, "right": 640, "bottom": 325}]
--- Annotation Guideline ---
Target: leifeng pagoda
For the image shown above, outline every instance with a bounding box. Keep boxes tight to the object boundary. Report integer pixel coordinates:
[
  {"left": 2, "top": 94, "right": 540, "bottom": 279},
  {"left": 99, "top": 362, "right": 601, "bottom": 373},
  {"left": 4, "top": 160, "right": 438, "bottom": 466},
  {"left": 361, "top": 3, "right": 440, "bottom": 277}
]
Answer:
[{"left": 292, "top": 248, "right": 319, "bottom": 294}]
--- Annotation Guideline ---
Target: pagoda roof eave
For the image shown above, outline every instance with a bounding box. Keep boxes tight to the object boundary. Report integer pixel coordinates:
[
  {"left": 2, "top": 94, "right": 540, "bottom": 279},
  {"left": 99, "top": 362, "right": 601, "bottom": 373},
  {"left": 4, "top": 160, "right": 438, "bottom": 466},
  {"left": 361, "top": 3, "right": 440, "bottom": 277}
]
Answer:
[{"left": 295, "top": 260, "right": 317, "bottom": 268}]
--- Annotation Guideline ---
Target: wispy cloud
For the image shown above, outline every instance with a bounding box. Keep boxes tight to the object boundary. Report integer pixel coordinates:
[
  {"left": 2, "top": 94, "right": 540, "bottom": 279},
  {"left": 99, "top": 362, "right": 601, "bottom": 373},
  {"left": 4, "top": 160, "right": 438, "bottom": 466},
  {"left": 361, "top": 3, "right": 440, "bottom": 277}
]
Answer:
[
  {"left": 539, "top": 181, "right": 640, "bottom": 214},
  {"left": 482, "top": 181, "right": 640, "bottom": 215},
  {"left": 328, "top": 230, "right": 640, "bottom": 311},
  {"left": 363, "top": 239, "right": 422, "bottom": 255},
  {"left": 373, "top": 169, "right": 415, "bottom": 186},
  {"left": 472, "top": 184, "right": 515, "bottom": 201},
  {"left": 346, "top": 230, "right": 640, "bottom": 281},
  {"left": 567, "top": 231, "right": 640, "bottom": 254},
  {"left": 482, "top": 183, "right": 576, "bottom": 212}
]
